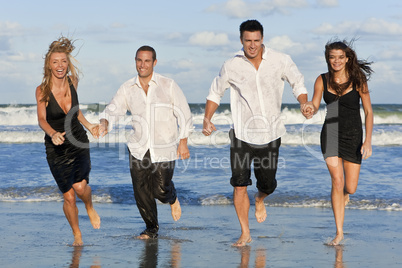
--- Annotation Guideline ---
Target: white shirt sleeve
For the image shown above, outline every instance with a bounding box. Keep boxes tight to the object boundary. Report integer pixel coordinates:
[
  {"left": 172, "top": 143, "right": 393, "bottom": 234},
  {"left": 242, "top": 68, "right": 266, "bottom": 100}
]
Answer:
[
  {"left": 171, "top": 81, "right": 193, "bottom": 139},
  {"left": 206, "top": 64, "right": 230, "bottom": 105},
  {"left": 282, "top": 55, "right": 308, "bottom": 99},
  {"left": 99, "top": 85, "right": 129, "bottom": 132}
]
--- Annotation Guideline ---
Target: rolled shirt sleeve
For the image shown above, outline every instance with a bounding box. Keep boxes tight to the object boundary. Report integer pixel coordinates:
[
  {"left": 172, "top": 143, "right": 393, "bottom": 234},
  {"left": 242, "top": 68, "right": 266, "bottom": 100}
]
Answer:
[
  {"left": 171, "top": 80, "right": 193, "bottom": 139},
  {"left": 206, "top": 65, "right": 230, "bottom": 106},
  {"left": 99, "top": 79, "right": 132, "bottom": 132},
  {"left": 282, "top": 55, "right": 308, "bottom": 99}
]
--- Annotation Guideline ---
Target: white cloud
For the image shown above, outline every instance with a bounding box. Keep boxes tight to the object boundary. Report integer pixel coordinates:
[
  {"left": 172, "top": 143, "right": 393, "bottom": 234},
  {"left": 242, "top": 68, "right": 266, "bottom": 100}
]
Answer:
[
  {"left": 270, "top": 0, "right": 309, "bottom": 8},
  {"left": 0, "top": 21, "right": 25, "bottom": 51},
  {"left": 370, "top": 61, "right": 400, "bottom": 84},
  {"left": 361, "top": 18, "right": 402, "bottom": 35},
  {"left": 7, "top": 52, "right": 39, "bottom": 62},
  {"left": 378, "top": 47, "right": 402, "bottom": 61},
  {"left": 166, "top": 32, "right": 183, "bottom": 40},
  {"left": 266, "top": 35, "right": 317, "bottom": 55},
  {"left": 0, "top": 60, "right": 16, "bottom": 74},
  {"left": 313, "top": 21, "right": 358, "bottom": 35},
  {"left": 110, "top": 22, "right": 126, "bottom": 29},
  {"left": 267, "top": 35, "right": 299, "bottom": 51},
  {"left": 207, "top": 0, "right": 251, "bottom": 18},
  {"left": 315, "top": 0, "right": 338, "bottom": 7},
  {"left": 175, "top": 59, "right": 195, "bottom": 69},
  {"left": 206, "top": 0, "right": 308, "bottom": 18},
  {"left": 189, "top": 32, "right": 230, "bottom": 47},
  {"left": 160, "top": 59, "right": 195, "bottom": 70},
  {"left": 313, "top": 18, "right": 402, "bottom": 37},
  {"left": 223, "top": 0, "right": 251, "bottom": 18},
  {"left": 0, "top": 21, "right": 23, "bottom": 36},
  {"left": 0, "top": 37, "right": 11, "bottom": 51}
]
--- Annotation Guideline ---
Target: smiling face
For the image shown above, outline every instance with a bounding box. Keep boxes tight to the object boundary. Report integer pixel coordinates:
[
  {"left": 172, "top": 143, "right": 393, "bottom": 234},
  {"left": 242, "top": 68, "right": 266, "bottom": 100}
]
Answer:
[
  {"left": 240, "top": 31, "right": 264, "bottom": 60},
  {"left": 328, "top": 49, "right": 349, "bottom": 72},
  {"left": 49, "top": 52, "right": 69, "bottom": 80},
  {"left": 135, "top": 50, "right": 157, "bottom": 79}
]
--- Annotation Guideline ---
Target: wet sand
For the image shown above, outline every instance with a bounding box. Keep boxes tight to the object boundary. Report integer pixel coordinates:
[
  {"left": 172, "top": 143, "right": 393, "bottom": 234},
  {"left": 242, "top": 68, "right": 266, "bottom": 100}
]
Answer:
[{"left": 0, "top": 202, "right": 401, "bottom": 267}]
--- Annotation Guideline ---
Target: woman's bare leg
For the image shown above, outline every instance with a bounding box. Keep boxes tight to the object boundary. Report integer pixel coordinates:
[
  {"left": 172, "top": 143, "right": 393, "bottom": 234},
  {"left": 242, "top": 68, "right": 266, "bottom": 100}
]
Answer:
[
  {"left": 326, "top": 157, "right": 345, "bottom": 245},
  {"left": 73, "top": 180, "right": 101, "bottom": 229},
  {"left": 326, "top": 158, "right": 361, "bottom": 245},
  {"left": 63, "top": 189, "right": 83, "bottom": 246}
]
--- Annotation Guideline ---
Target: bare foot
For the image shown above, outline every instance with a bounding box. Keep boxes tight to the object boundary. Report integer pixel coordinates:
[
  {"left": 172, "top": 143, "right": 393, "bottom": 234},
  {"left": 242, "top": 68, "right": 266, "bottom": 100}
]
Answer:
[
  {"left": 72, "top": 233, "right": 84, "bottom": 246},
  {"left": 344, "top": 193, "right": 350, "bottom": 206},
  {"left": 255, "top": 197, "right": 267, "bottom": 223},
  {"left": 137, "top": 233, "right": 151, "bottom": 240},
  {"left": 232, "top": 236, "right": 252, "bottom": 247},
  {"left": 171, "top": 198, "right": 181, "bottom": 221},
  {"left": 87, "top": 207, "right": 101, "bottom": 229},
  {"left": 328, "top": 234, "right": 344, "bottom": 246}
]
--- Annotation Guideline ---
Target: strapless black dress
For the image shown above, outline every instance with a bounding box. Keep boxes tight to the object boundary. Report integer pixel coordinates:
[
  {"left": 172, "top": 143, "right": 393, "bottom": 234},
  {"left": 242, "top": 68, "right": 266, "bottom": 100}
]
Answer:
[
  {"left": 44, "top": 81, "right": 91, "bottom": 193},
  {"left": 320, "top": 73, "right": 363, "bottom": 164}
]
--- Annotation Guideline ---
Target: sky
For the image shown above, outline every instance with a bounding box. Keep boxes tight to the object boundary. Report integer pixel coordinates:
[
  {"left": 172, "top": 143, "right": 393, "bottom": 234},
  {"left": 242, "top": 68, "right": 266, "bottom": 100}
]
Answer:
[{"left": 1, "top": 0, "right": 402, "bottom": 105}]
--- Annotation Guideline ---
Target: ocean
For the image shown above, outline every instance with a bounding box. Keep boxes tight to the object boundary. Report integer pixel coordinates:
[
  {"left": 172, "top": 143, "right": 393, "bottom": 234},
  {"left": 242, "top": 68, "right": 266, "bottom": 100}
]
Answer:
[{"left": 0, "top": 103, "right": 401, "bottom": 211}]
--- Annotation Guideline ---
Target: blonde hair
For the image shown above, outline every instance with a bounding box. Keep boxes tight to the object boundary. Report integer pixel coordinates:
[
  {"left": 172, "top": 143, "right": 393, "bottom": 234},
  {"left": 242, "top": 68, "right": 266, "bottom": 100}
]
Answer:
[{"left": 39, "top": 37, "right": 80, "bottom": 103}]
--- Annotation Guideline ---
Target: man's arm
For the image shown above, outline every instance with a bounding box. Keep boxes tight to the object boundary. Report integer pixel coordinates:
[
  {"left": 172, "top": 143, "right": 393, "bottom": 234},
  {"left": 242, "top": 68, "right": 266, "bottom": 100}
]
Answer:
[
  {"left": 297, "top": 93, "right": 307, "bottom": 104},
  {"left": 177, "top": 138, "right": 190, "bottom": 160},
  {"left": 202, "top": 63, "right": 230, "bottom": 136},
  {"left": 202, "top": 100, "right": 218, "bottom": 136},
  {"left": 172, "top": 80, "right": 193, "bottom": 140},
  {"left": 282, "top": 55, "right": 314, "bottom": 118},
  {"left": 98, "top": 83, "right": 130, "bottom": 137}
]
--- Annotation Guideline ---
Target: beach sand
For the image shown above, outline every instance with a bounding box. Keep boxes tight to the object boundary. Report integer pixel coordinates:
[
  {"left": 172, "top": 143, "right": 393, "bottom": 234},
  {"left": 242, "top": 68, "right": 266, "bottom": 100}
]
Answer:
[{"left": 0, "top": 201, "right": 401, "bottom": 267}]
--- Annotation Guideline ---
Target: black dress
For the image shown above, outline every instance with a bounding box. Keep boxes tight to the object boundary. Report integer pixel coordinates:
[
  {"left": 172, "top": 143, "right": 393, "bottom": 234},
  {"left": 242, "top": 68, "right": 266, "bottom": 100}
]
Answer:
[
  {"left": 44, "top": 81, "right": 91, "bottom": 193},
  {"left": 320, "top": 73, "right": 363, "bottom": 164}
]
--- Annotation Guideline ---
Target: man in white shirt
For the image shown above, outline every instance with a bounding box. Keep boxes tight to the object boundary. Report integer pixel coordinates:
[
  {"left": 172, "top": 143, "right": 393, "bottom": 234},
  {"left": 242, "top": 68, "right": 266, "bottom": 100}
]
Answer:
[
  {"left": 99, "top": 46, "right": 193, "bottom": 239},
  {"left": 202, "top": 20, "right": 311, "bottom": 246}
]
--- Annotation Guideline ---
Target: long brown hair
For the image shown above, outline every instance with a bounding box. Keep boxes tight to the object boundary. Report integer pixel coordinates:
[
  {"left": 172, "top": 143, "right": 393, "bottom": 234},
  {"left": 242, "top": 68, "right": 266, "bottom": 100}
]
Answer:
[
  {"left": 324, "top": 39, "right": 373, "bottom": 96},
  {"left": 39, "top": 37, "right": 80, "bottom": 103}
]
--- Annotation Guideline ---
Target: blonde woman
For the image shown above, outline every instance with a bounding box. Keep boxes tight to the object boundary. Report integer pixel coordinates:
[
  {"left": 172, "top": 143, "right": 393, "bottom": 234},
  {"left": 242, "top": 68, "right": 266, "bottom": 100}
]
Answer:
[{"left": 35, "top": 37, "right": 100, "bottom": 246}]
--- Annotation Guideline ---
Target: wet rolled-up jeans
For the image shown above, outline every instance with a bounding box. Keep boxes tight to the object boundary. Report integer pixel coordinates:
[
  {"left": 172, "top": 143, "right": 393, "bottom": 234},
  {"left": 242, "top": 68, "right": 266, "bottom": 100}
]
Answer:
[
  {"left": 129, "top": 149, "right": 176, "bottom": 237},
  {"left": 229, "top": 129, "right": 281, "bottom": 195}
]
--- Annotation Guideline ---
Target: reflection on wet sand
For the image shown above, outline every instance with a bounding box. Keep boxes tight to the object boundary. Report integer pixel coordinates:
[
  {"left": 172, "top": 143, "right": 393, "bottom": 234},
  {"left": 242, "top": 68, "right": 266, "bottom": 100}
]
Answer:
[
  {"left": 333, "top": 245, "right": 345, "bottom": 268},
  {"left": 67, "top": 239, "right": 182, "bottom": 268},
  {"left": 139, "top": 239, "right": 182, "bottom": 268},
  {"left": 168, "top": 241, "right": 181, "bottom": 267},
  {"left": 139, "top": 240, "right": 158, "bottom": 267},
  {"left": 69, "top": 246, "right": 101, "bottom": 268},
  {"left": 237, "top": 246, "right": 266, "bottom": 268}
]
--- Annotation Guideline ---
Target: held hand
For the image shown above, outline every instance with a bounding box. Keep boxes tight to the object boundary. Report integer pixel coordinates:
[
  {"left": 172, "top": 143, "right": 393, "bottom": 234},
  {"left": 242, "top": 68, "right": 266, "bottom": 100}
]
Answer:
[
  {"left": 301, "top": 102, "right": 315, "bottom": 119},
  {"left": 361, "top": 141, "right": 372, "bottom": 160},
  {"left": 88, "top": 124, "right": 100, "bottom": 139},
  {"left": 202, "top": 117, "right": 217, "bottom": 136},
  {"left": 51, "top": 132, "right": 66, "bottom": 145},
  {"left": 99, "top": 121, "right": 109, "bottom": 137}
]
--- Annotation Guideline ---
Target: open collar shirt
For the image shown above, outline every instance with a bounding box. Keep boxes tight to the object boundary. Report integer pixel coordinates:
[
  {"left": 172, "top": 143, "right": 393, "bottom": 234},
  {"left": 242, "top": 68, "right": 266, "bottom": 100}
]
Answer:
[
  {"left": 207, "top": 45, "right": 307, "bottom": 145},
  {"left": 100, "top": 72, "right": 193, "bottom": 162}
]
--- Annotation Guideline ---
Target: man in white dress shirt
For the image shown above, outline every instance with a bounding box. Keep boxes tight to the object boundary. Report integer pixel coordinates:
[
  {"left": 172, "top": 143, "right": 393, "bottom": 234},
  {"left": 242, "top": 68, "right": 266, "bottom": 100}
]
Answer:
[
  {"left": 202, "top": 20, "right": 311, "bottom": 246},
  {"left": 99, "top": 46, "right": 193, "bottom": 239}
]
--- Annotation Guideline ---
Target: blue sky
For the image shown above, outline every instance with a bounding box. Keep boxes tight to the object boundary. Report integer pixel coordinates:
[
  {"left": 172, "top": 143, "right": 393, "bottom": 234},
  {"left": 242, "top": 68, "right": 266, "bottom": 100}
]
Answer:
[{"left": 1, "top": 0, "right": 402, "bottom": 104}]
